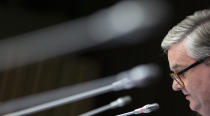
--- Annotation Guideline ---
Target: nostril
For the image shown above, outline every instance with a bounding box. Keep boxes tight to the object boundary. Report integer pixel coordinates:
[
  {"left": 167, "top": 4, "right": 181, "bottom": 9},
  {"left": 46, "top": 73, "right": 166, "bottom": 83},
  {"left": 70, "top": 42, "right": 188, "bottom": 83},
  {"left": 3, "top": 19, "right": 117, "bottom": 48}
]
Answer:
[{"left": 172, "top": 80, "right": 182, "bottom": 91}]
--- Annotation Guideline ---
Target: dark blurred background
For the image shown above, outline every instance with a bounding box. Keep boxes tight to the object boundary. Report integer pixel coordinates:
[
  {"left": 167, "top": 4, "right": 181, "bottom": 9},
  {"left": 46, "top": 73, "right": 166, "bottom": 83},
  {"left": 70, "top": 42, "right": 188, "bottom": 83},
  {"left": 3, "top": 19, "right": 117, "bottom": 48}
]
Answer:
[{"left": 0, "top": 0, "right": 209, "bottom": 116}]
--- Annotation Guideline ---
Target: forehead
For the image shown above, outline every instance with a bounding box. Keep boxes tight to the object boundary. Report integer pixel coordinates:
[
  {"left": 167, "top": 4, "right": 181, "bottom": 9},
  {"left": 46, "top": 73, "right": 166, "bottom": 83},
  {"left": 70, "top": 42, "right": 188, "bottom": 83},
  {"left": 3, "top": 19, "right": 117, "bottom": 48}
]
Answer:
[{"left": 168, "top": 42, "right": 195, "bottom": 70}]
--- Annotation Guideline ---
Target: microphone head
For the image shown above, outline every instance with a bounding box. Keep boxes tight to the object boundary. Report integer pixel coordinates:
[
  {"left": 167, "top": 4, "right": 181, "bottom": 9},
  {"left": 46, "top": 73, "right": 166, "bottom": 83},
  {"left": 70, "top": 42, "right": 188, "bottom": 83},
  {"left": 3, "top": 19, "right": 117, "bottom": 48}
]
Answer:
[
  {"left": 110, "top": 96, "right": 132, "bottom": 108},
  {"left": 113, "top": 64, "right": 160, "bottom": 91},
  {"left": 133, "top": 103, "right": 160, "bottom": 114},
  {"left": 146, "top": 103, "right": 159, "bottom": 112},
  {"left": 117, "top": 96, "right": 132, "bottom": 107},
  {"left": 127, "top": 64, "right": 160, "bottom": 87}
]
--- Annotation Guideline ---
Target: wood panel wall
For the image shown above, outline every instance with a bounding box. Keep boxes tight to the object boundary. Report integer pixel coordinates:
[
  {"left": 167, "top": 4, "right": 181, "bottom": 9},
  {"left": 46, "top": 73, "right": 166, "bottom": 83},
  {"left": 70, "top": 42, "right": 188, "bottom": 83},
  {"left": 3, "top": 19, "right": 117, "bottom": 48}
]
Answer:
[{"left": 0, "top": 55, "right": 101, "bottom": 116}]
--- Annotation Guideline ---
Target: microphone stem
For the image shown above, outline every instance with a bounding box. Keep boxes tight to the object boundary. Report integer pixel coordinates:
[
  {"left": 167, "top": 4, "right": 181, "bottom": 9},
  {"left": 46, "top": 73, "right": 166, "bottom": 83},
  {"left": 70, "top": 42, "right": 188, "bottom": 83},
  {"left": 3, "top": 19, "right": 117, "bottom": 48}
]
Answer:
[
  {"left": 116, "top": 111, "right": 134, "bottom": 116},
  {"left": 79, "top": 104, "right": 111, "bottom": 116},
  {"left": 3, "top": 85, "right": 114, "bottom": 116}
]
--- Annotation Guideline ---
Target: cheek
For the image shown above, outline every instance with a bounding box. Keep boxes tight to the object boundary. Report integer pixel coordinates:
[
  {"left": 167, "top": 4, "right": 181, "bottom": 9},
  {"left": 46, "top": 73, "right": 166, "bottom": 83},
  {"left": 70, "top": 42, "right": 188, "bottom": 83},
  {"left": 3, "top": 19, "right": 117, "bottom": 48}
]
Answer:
[
  {"left": 186, "top": 68, "right": 210, "bottom": 97},
  {"left": 199, "top": 73, "right": 210, "bottom": 96},
  {"left": 185, "top": 76, "right": 200, "bottom": 92}
]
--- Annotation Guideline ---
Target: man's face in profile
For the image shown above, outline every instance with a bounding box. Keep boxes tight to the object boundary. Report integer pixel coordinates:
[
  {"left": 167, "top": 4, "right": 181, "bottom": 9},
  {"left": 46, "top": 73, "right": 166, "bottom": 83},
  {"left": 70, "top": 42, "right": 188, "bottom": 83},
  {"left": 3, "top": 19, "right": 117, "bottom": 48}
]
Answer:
[{"left": 167, "top": 41, "right": 210, "bottom": 116}]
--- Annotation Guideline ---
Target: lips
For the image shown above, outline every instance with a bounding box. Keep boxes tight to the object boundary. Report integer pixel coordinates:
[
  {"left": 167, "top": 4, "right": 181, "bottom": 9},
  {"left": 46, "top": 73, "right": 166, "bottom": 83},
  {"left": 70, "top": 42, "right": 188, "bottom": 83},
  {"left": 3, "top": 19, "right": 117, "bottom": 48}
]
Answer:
[
  {"left": 182, "top": 91, "right": 190, "bottom": 99},
  {"left": 185, "top": 94, "right": 191, "bottom": 100}
]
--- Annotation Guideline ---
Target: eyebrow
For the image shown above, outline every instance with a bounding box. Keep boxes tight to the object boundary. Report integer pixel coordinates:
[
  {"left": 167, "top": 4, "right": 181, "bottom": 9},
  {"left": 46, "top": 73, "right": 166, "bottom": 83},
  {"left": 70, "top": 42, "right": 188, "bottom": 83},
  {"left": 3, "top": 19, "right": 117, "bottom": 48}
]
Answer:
[{"left": 171, "top": 64, "right": 185, "bottom": 71}]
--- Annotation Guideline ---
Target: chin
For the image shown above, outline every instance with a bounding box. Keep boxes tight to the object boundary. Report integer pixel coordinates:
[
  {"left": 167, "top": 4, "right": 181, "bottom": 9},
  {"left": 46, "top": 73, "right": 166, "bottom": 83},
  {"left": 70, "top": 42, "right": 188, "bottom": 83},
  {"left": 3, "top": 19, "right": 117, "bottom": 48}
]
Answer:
[{"left": 189, "top": 101, "right": 201, "bottom": 112}]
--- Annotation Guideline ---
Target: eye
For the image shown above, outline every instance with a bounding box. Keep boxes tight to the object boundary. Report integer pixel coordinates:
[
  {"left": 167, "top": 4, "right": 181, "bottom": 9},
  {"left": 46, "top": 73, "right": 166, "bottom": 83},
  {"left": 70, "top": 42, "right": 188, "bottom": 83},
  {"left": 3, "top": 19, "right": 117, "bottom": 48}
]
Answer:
[{"left": 178, "top": 71, "right": 187, "bottom": 78}]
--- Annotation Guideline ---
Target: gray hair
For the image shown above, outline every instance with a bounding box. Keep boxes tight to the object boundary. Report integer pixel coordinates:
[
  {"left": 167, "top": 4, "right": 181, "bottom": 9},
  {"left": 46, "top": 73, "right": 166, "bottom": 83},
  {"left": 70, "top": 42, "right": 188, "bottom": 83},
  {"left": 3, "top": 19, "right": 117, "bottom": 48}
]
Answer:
[{"left": 161, "top": 9, "right": 210, "bottom": 60}]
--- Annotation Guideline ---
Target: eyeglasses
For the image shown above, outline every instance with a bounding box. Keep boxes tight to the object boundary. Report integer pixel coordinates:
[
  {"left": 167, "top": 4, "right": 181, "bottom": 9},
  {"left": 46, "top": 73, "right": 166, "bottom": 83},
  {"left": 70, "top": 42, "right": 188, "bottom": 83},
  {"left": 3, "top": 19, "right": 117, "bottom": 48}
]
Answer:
[{"left": 169, "top": 58, "right": 206, "bottom": 87}]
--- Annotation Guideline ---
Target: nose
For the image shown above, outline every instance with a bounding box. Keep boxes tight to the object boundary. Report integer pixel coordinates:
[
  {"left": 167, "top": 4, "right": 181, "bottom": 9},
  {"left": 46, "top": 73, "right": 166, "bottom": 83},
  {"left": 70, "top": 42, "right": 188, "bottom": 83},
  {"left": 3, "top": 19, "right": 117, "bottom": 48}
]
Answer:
[{"left": 172, "top": 80, "right": 183, "bottom": 91}]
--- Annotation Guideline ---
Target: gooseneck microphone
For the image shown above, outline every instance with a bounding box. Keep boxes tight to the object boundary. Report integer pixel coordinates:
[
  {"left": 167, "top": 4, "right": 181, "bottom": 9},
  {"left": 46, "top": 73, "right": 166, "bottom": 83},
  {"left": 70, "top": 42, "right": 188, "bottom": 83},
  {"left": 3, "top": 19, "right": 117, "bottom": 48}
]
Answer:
[
  {"left": 116, "top": 103, "right": 159, "bottom": 116},
  {"left": 79, "top": 96, "right": 131, "bottom": 116},
  {"left": 1, "top": 64, "right": 159, "bottom": 116}
]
